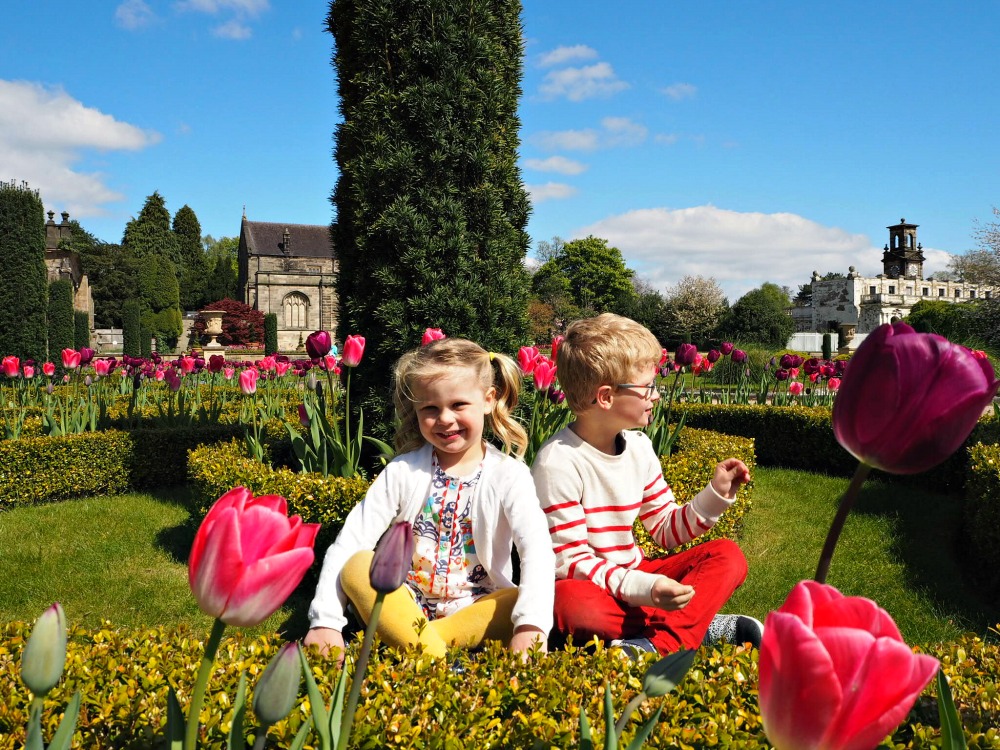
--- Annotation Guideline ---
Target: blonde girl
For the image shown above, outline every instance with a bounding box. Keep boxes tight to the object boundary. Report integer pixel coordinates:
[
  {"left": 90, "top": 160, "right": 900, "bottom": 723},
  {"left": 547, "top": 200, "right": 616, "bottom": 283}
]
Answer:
[{"left": 305, "top": 338, "right": 554, "bottom": 660}]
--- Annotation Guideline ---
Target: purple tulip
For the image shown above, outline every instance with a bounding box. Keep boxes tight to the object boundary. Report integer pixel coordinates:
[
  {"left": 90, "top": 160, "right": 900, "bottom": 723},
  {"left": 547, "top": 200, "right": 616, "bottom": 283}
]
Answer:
[
  {"left": 706, "top": 349, "right": 721, "bottom": 363},
  {"left": 775, "top": 368, "right": 790, "bottom": 381},
  {"left": 720, "top": 342, "right": 734, "bottom": 356},
  {"left": 674, "top": 343, "right": 698, "bottom": 367},
  {"left": 731, "top": 349, "right": 747, "bottom": 363},
  {"left": 369, "top": 522, "right": 414, "bottom": 593},
  {"left": 832, "top": 322, "right": 999, "bottom": 474},
  {"left": 79, "top": 347, "right": 95, "bottom": 366},
  {"left": 305, "top": 330, "right": 332, "bottom": 360}
]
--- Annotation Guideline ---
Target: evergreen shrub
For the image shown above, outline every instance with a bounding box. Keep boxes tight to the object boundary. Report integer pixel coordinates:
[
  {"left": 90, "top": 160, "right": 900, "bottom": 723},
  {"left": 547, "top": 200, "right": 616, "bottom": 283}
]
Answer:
[
  {"left": 963, "top": 441, "right": 1000, "bottom": 597},
  {"left": 263, "top": 312, "right": 278, "bottom": 355},
  {"left": 0, "top": 180, "right": 48, "bottom": 362},
  {"left": 74, "top": 310, "right": 90, "bottom": 349},
  {"left": 46, "top": 279, "right": 75, "bottom": 361},
  {"left": 122, "top": 300, "right": 142, "bottom": 357}
]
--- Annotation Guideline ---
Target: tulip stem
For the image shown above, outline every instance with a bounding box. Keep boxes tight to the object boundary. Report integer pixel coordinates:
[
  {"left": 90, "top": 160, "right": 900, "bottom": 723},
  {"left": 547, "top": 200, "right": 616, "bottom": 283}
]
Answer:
[
  {"left": 815, "top": 462, "right": 872, "bottom": 584},
  {"left": 338, "top": 592, "right": 384, "bottom": 749},
  {"left": 184, "top": 617, "right": 227, "bottom": 750}
]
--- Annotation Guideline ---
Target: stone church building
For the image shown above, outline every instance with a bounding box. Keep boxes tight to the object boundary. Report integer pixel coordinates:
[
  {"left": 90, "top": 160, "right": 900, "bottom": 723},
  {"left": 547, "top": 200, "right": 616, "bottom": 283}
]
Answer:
[
  {"left": 237, "top": 216, "right": 337, "bottom": 351},
  {"left": 793, "top": 219, "right": 996, "bottom": 347}
]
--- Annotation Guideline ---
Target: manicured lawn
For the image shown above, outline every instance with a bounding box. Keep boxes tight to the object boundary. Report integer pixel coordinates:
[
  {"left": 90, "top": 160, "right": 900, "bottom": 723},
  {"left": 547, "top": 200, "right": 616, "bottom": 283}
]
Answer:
[{"left": 1, "top": 469, "right": 995, "bottom": 647}]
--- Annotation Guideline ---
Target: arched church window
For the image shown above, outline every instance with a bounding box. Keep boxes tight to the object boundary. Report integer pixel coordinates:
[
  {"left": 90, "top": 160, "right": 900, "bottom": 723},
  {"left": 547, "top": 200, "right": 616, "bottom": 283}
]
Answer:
[{"left": 283, "top": 292, "right": 309, "bottom": 329}]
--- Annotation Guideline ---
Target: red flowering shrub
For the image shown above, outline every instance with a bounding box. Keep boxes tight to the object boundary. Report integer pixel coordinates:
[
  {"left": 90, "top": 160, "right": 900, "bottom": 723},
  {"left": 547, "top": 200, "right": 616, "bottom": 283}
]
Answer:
[{"left": 192, "top": 298, "right": 265, "bottom": 346}]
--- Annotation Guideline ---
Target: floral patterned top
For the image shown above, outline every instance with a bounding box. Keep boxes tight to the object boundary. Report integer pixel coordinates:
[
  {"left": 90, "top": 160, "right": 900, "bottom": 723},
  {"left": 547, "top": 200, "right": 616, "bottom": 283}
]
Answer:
[{"left": 405, "top": 453, "right": 490, "bottom": 619}]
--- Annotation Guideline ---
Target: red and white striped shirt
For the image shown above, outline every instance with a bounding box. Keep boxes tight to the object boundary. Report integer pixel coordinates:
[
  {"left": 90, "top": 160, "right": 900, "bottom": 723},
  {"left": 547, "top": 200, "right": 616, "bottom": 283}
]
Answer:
[{"left": 532, "top": 426, "right": 734, "bottom": 607}]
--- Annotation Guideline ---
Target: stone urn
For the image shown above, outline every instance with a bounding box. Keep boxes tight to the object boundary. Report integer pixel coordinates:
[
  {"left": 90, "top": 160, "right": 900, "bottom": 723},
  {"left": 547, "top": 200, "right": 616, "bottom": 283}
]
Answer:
[{"left": 202, "top": 310, "right": 226, "bottom": 350}]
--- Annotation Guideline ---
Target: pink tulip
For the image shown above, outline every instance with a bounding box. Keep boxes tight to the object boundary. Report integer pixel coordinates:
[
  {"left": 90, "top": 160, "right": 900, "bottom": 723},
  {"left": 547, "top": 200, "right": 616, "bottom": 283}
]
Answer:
[
  {"left": 239, "top": 368, "right": 258, "bottom": 395},
  {"left": 518, "top": 345, "right": 540, "bottom": 374},
  {"left": 42, "top": 362, "right": 55, "bottom": 377},
  {"left": 155, "top": 368, "right": 165, "bottom": 381},
  {"left": 551, "top": 335, "right": 565, "bottom": 363},
  {"left": 2, "top": 355, "right": 19, "bottom": 378},
  {"left": 759, "top": 580, "right": 938, "bottom": 750},
  {"left": 61, "top": 349, "right": 81, "bottom": 370},
  {"left": 188, "top": 487, "right": 320, "bottom": 627},
  {"left": 305, "top": 330, "right": 332, "bottom": 359},
  {"left": 179, "top": 356, "right": 196, "bottom": 375},
  {"left": 275, "top": 360, "right": 291, "bottom": 376},
  {"left": 93, "top": 359, "right": 112, "bottom": 377},
  {"left": 23, "top": 365, "right": 34, "bottom": 379},
  {"left": 788, "top": 381, "right": 804, "bottom": 396},
  {"left": 832, "top": 322, "right": 999, "bottom": 474},
  {"left": 659, "top": 348, "right": 669, "bottom": 366},
  {"left": 223, "top": 366, "right": 236, "bottom": 380},
  {"left": 322, "top": 355, "right": 340, "bottom": 374},
  {"left": 421, "top": 327, "right": 446, "bottom": 346},
  {"left": 828, "top": 377, "right": 841, "bottom": 391},
  {"left": 533, "top": 357, "right": 557, "bottom": 390},
  {"left": 342, "top": 335, "right": 365, "bottom": 367},
  {"left": 259, "top": 356, "right": 276, "bottom": 372}
]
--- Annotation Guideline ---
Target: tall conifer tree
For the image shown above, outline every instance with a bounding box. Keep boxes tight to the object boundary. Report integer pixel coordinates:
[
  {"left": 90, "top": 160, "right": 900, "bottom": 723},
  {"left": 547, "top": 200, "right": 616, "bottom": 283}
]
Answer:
[
  {"left": 328, "top": 0, "right": 532, "bottom": 420},
  {"left": 0, "top": 181, "right": 48, "bottom": 362},
  {"left": 173, "top": 204, "right": 207, "bottom": 311}
]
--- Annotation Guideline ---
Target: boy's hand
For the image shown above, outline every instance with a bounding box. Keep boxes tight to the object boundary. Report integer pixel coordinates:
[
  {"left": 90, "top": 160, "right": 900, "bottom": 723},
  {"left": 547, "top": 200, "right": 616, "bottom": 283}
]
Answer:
[
  {"left": 510, "top": 625, "right": 548, "bottom": 658},
  {"left": 650, "top": 576, "right": 694, "bottom": 611},
  {"left": 711, "top": 458, "right": 751, "bottom": 499},
  {"left": 303, "top": 627, "right": 346, "bottom": 665}
]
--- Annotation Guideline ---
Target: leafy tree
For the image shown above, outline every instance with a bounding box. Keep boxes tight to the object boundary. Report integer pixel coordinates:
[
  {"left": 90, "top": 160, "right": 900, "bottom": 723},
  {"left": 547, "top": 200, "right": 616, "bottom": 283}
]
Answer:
[
  {"left": 78, "top": 243, "right": 141, "bottom": 328},
  {"left": 0, "top": 180, "right": 48, "bottom": 362},
  {"left": 329, "top": 0, "right": 532, "bottom": 423},
  {"left": 794, "top": 272, "right": 846, "bottom": 307},
  {"left": 173, "top": 204, "right": 207, "bottom": 310},
  {"left": 539, "top": 236, "right": 637, "bottom": 315},
  {"left": 949, "top": 207, "right": 1000, "bottom": 285},
  {"left": 719, "top": 282, "right": 795, "bottom": 348},
  {"left": 905, "top": 299, "right": 979, "bottom": 342},
  {"left": 47, "top": 280, "right": 75, "bottom": 360},
  {"left": 122, "top": 300, "right": 142, "bottom": 357},
  {"left": 662, "top": 275, "right": 728, "bottom": 347}
]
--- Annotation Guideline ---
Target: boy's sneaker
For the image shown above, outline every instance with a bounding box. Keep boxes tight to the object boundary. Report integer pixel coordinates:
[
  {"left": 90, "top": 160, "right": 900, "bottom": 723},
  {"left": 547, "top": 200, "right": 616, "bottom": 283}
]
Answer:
[
  {"left": 703, "top": 614, "right": 764, "bottom": 649},
  {"left": 610, "top": 636, "right": 658, "bottom": 660}
]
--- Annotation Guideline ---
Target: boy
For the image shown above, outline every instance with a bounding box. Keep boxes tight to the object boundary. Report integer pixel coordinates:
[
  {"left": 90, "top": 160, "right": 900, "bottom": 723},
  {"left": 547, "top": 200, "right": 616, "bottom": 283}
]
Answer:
[{"left": 532, "top": 313, "right": 761, "bottom": 657}]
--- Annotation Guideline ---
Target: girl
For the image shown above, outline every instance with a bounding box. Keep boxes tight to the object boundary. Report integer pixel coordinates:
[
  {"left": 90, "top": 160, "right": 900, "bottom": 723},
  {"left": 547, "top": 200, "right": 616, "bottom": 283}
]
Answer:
[{"left": 304, "top": 338, "right": 554, "bottom": 660}]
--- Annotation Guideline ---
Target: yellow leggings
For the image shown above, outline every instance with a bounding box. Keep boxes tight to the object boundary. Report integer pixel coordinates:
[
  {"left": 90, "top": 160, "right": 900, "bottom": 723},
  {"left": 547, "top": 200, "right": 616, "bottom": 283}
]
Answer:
[{"left": 341, "top": 551, "right": 519, "bottom": 658}]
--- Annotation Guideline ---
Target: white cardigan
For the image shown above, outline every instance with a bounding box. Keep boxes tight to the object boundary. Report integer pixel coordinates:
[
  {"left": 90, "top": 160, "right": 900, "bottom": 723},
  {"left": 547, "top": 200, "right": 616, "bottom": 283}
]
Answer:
[{"left": 308, "top": 442, "right": 555, "bottom": 636}]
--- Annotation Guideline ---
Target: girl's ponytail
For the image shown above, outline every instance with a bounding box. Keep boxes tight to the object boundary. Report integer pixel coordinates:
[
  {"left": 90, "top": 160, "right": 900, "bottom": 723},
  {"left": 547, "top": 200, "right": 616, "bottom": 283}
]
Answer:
[{"left": 486, "top": 351, "right": 529, "bottom": 459}]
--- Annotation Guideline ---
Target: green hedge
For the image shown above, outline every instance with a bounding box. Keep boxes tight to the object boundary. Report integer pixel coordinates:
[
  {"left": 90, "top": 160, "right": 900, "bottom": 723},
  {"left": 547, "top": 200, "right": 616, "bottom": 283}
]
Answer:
[
  {"left": 0, "top": 621, "right": 996, "bottom": 749},
  {"left": 963, "top": 442, "right": 1000, "bottom": 597}
]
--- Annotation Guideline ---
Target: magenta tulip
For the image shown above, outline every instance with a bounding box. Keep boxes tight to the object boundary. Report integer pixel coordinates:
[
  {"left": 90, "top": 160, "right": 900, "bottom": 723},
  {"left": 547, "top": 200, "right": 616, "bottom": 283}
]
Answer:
[
  {"left": 239, "top": 368, "right": 258, "bottom": 395},
  {"left": 93, "top": 358, "right": 112, "bottom": 377},
  {"left": 518, "top": 345, "right": 540, "bottom": 374},
  {"left": 369, "top": 521, "right": 414, "bottom": 593},
  {"left": 421, "top": 327, "right": 446, "bottom": 346},
  {"left": 305, "top": 330, "right": 332, "bottom": 359},
  {"left": 298, "top": 403, "right": 309, "bottom": 427},
  {"left": 720, "top": 342, "right": 734, "bottom": 356},
  {"left": 23, "top": 364, "right": 34, "bottom": 379},
  {"left": 731, "top": 348, "right": 747, "bottom": 363},
  {"left": 61, "top": 348, "right": 81, "bottom": 370},
  {"left": 706, "top": 349, "right": 721, "bottom": 363},
  {"left": 832, "top": 322, "right": 999, "bottom": 474},
  {"left": 2, "top": 355, "right": 19, "bottom": 377},
  {"left": 79, "top": 347, "right": 95, "bottom": 366},
  {"left": 342, "top": 335, "right": 365, "bottom": 367},
  {"left": 760, "top": 580, "right": 938, "bottom": 750},
  {"left": 188, "top": 487, "right": 320, "bottom": 627},
  {"left": 674, "top": 343, "right": 698, "bottom": 366},
  {"left": 533, "top": 357, "right": 557, "bottom": 390}
]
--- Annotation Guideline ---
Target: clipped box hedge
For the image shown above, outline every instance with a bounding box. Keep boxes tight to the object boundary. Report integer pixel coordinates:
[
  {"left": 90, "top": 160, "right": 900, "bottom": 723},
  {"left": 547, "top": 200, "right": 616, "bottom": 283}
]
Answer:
[
  {"left": 1, "top": 621, "right": 998, "bottom": 749},
  {"left": 963, "top": 442, "right": 1000, "bottom": 597}
]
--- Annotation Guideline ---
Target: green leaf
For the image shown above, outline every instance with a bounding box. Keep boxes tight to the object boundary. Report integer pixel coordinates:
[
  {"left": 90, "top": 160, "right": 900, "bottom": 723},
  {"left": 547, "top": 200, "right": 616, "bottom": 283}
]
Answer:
[
  {"left": 298, "top": 648, "right": 331, "bottom": 749},
  {"left": 45, "top": 691, "right": 81, "bottom": 750},
  {"left": 578, "top": 701, "right": 594, "bottom": 750},
  {"left": 602, "top": 683, "right": 617, "bottom": 750},
  {"left": 166, "top": 687, "right": 185, "bottom": 750},
  {"left": 937, "top": 668, "right": 967, "bottom": 750},
  {"left": 624, "top": 705, "right": 664, "bottom": 750},
  {"left": 641, "top": 649, "right": 696, "bottom": 697},
  {"left": 327, "top": 663, "right": 348, "bottom": 748},
  {"left": 228, "top": 671, "right": 248, "bottom": 750},
  {"left": 289, "top": 714, "right": 314, "bottom": 750}
]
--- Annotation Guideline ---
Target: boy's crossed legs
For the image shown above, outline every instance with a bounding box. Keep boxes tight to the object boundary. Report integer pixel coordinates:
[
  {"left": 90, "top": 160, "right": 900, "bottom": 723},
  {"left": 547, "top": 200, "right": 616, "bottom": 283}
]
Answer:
[{"left": 551, "top": 538, "right": 749, "bottom": 655}]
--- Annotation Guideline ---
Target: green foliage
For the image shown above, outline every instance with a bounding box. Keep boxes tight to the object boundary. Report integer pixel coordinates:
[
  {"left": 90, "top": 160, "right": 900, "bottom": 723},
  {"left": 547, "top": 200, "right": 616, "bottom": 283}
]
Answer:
[
  {"left": 264, "top": 313, "right": 278, "bottom": 355},
  {"left": 193, "top": 298, "right": 264, "bottom": 346},
  {"left": 0, "top": 180, "right": 48, "bottom": 362},
  {"left": 121, "top": 300, "right": 142, "bottom": 358},
  {"left": 330, "top": 0, "right": 532, "bottom": 431},
  {"left": 138, "top": 254, "right": 182, "bottom": 349},
  {"left": 534, "top": 236, "right": 637, "bottom": 317},
  {"left": 172, "top": 204, "right": 207, "bottom": 311},
  {"left": 822, "top": 332, "right": 832, "bottom": 360},
  {"left": 73, "top": 311, "right": 90, "bottom": 350},
  {"left": 719, "top": 283, "right": 795, "bottom": 348},
  {"left": 46, "top": 280, "right": 75, "bottom": 361},
  {"left": 76, "top": 240, "right": 141, "bottom": 329},
  {"left": 121, "top": 191, "right": 181, "bottom": 266},
  {"left": 202, "top": 236, "right": 239, "bottom": 303},
  {"left": 963, "top": 442, "right": 1000, "bottom": 597},
  {"left": 0, "top": 621, "right": 996, "bottom": 749}
]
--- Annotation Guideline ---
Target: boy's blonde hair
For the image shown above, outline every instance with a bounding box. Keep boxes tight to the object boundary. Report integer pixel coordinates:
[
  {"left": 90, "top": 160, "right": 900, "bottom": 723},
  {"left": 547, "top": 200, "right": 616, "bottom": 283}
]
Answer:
[
  {"left": 392, "top": 338, "right": 528, "bottom": 459},
  {"left": 557, "top": 313, "right": 662, "bottom": 413}
]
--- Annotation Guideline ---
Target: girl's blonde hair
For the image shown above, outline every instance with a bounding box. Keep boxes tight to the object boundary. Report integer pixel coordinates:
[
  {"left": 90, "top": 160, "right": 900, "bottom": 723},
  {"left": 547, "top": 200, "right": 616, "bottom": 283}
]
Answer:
[{"left": 392, "top": 338, "right": 528, "bottom": 459}]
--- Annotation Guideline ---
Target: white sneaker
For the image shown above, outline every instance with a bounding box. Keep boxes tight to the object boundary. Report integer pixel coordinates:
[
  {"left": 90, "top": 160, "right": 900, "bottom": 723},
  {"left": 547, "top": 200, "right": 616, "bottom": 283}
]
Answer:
[{"left": 702, "top": 614, "right": 763, "bottom": 649}]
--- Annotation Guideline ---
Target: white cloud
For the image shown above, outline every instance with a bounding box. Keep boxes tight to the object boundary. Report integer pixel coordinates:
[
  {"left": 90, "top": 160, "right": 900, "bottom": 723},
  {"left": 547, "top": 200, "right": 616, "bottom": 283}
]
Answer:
[
  {"left": 532, "top": 128, "right": 600, "bottom": 152},
  {"left": 0, "top": 80, "right": 161, "bottom": 219},
  {"left": 522, "top": 155, "right": 588, "bottom": 175},
  {"left": 213, "top": 19, "right": 252, "bottom": 39},
  {"left": 115, "top": 0, "right": 157, "bottom": 30},
  {"left": 175, "top": 0, "right": 269, "bottom": 14},
  {"left": 661, "top": 82, "right": 697, "bottom": 101},
  {"left": 572, "top": 205, "right": 878, "bottom": 302},
  {"left": 538, "top": 45, "right": 598, "bottom": 68},
  {"left": 539, "top": 62, "right": 629, "bottom": 101},
  {"left": 532, "top": 117, "right": 647, "bottom": 152},
  {"left": 600, "top": 117, "right": 647, "bottom": 147},
  {"left": 655, "top": 133, "right": 680, "bottom": 145},
  {"left": 526, "top": 182, "right": 578, "bottom": 203}
]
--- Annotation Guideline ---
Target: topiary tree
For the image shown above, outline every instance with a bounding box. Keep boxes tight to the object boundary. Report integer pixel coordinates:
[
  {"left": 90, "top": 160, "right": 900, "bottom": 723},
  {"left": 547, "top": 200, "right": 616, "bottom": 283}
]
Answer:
[
  {"left": 264, "top": 313, "right": 278, "bottom": 355},
  {"left": 74, "top": 310, "right": 90, "bottom": 350},
  {"left": 822, "top": 332, "right": 832, "bottom": 360},
  {"left": 0, "top": 180, "right": 48, "bottom": 362},
  {"left": 47, "top": 280, "right": 75, "bottom": 361},
  {"left": 329, "top": 0, "right": 532, "bottom": 426},
  {"left": 122, "top": 299, "right": 142, "bottom": 358}
]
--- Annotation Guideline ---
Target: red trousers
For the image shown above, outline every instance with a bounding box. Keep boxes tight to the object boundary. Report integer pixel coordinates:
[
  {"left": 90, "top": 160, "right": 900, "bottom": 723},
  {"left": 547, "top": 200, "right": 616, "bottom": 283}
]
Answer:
[{"left": 552, "top": 538, "right": 748, "bottom": 655}]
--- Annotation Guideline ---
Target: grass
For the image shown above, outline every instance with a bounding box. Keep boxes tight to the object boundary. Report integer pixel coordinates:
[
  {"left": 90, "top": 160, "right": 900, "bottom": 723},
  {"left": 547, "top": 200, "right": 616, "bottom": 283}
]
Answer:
[{"left": 1, "top": 469, "right": 997, "bottom": 647}]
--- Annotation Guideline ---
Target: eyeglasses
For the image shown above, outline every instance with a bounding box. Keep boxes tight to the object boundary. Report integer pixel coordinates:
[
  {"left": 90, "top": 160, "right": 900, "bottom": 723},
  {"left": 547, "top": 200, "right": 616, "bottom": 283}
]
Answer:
[{"left": 615, "top": 381, "right": 658, "bottom": 399}]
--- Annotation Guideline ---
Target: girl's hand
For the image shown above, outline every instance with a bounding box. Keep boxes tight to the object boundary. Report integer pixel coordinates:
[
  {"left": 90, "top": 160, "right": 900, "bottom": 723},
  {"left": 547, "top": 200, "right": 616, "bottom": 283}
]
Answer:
[
  {"left": 710, "top": 457, "right": 751, "bottom": 499},
  {"left": 303, "top": 627, "right": 346, "bottom": 665},
  {"left": 650, "top": 575, "right": 694, "bottom": 611},
  {"left": 510, "top": 625, "right": 547, "bottom": 658}
]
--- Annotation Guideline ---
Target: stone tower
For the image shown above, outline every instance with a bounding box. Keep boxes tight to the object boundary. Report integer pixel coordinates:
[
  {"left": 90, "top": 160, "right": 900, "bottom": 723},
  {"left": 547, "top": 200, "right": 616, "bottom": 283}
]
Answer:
[{"left": 881, "top": 218, "right": 925, "bottom": 279}]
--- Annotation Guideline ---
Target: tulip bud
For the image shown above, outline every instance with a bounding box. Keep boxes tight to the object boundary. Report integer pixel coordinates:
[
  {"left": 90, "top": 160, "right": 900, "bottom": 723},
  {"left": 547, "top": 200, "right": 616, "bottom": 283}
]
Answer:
[
  {"left": 253, "top": 642, "right": 303, "bottom": 727},
  {"left": 674, "top": 343, "right": 698, "bottom": 367},
  {"left": 305, "top": 330, "right": 332, "bottom": 360},
  {"left": 720, "top": 342, "right": 734, "bottom": 356},
  {"left": 370, "top": 522, "right": 414, "bottom": 593},
  {"left": 21, "top": 603, "right": 67, "bottom": 696},
  {"left": 46, "top": 382, "right": 54, "bottom": 395},
  {"left": 731, "top": 349, "right": 747, "bottom": 363},
  {"left": 306, "top": 372, "right": 318, "bottom": 392},
  {"left": 298, "top": 403, "right": 309, "bottom": 427}
]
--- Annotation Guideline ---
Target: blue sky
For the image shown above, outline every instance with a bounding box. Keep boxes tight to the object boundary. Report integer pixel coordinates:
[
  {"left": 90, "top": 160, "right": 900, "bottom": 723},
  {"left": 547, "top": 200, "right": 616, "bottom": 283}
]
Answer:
[{"left": 2, "top": 1, "right": 997, "bottom": 302}]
